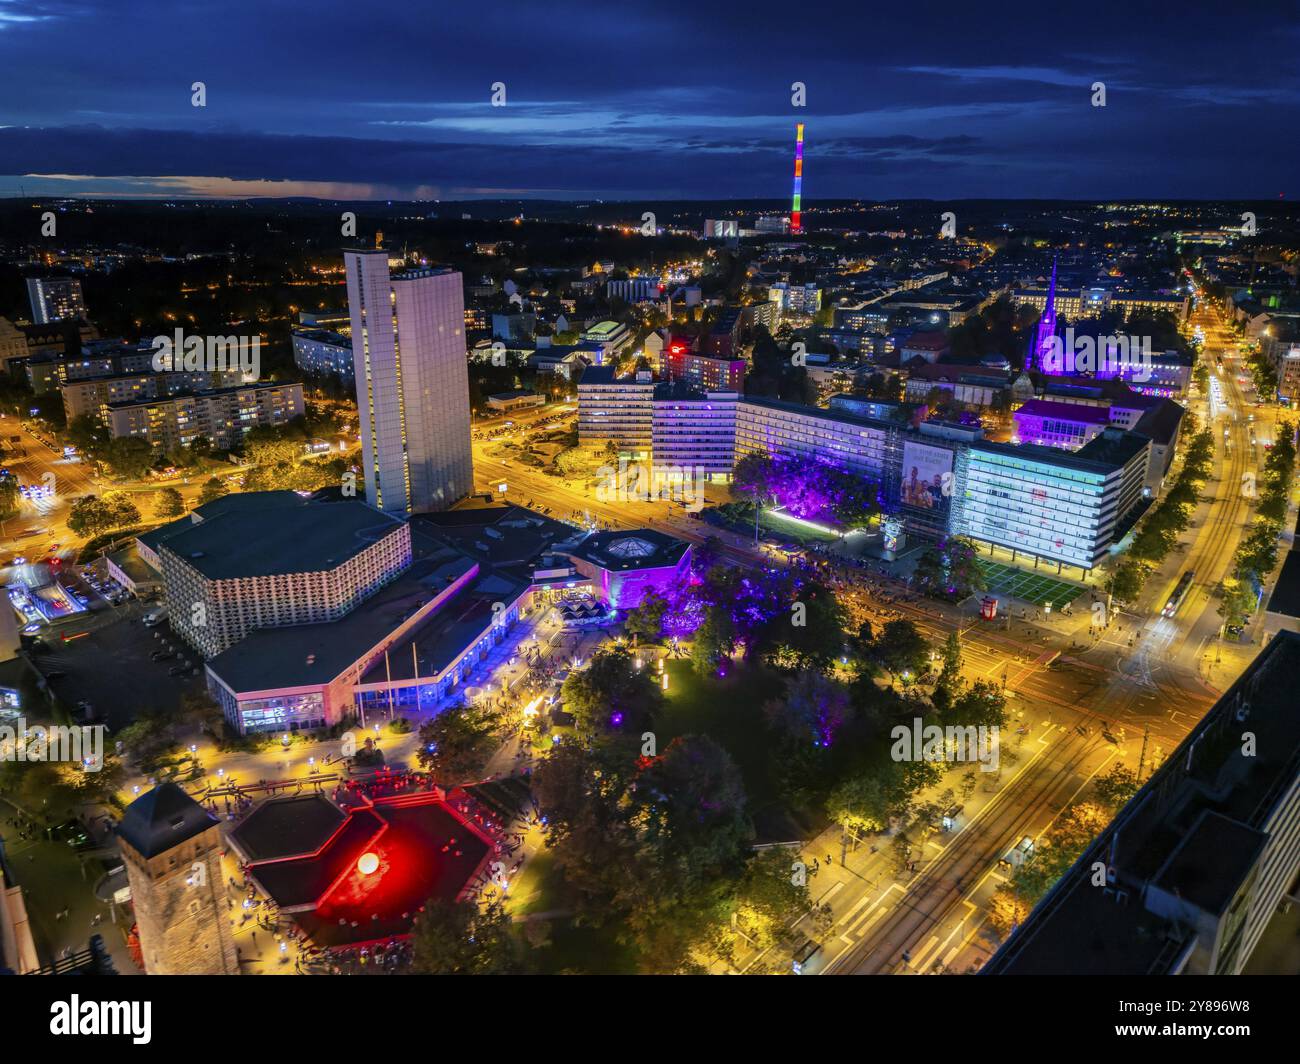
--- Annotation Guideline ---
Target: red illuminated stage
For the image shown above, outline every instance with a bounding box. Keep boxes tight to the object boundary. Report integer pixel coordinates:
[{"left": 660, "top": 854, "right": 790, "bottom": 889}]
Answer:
[{"left": 230, "top": 789, "right": 493, "bottom": 948}]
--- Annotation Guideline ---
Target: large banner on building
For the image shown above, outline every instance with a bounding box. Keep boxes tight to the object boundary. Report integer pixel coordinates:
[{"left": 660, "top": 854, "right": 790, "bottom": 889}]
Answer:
[{"left": 900, "top": 440, "right": 954, "bottom": 519}]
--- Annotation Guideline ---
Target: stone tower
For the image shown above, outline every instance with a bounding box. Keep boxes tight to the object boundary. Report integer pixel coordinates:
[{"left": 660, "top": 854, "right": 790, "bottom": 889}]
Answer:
[{"left": 117, "top": 782, "right": 238, "bottom": 975}]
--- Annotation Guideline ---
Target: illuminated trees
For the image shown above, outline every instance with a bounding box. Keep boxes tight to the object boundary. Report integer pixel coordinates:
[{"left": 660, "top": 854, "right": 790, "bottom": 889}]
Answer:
[
  {"left": 415, "top": 702, "right": 503, "bottom": 787},
  {"left": 410, "top": 898, "right": 523, "bottom": 975},
  {"left": 560, "top": 644, "right": 662, "bottom": 739}
]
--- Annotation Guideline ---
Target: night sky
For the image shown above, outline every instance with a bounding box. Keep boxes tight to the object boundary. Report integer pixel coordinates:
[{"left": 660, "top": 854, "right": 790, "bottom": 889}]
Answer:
[{"left": 1, "top": 0, "right": 1297, "bottom": 202}]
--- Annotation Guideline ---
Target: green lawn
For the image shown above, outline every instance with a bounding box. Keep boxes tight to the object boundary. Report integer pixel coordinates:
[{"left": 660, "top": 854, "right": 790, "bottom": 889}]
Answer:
[
  {"left": 508, "top": 849, "right": 639, "bottom": 974},
  {"left": 974, "top": 559, "right": 1085, "bottom": 610},
  {"left": 656, "top": 659, "right": 782, "bottom": 806},
  {"left": 759, "top": 508, "right": 841, "bottom": 545}
]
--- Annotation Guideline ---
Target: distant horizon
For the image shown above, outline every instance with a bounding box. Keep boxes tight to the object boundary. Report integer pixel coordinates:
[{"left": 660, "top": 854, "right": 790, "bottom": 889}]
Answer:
[
  {"left": 0, "top": 191, "right": 1290, "bottom": 206},
  {"left": 1, "top": 1, "right": 1296, "bottom": 202}
]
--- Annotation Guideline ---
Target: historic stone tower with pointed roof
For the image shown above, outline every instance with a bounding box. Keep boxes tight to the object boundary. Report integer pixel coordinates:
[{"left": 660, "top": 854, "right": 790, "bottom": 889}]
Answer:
[{"left": 117, "top": 782, "right": 238, "bottom": 975}]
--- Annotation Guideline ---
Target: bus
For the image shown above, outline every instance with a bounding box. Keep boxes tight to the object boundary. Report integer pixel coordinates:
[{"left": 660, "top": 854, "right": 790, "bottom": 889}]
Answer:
[{"left": 1162, "top": 571, "right": 1195, "bottom": 619}]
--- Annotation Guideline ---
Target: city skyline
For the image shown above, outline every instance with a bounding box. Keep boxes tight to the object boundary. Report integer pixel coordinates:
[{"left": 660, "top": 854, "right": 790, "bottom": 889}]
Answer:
[{"left": 1, "top": 0, "right": 1298, "bottom": 1009}]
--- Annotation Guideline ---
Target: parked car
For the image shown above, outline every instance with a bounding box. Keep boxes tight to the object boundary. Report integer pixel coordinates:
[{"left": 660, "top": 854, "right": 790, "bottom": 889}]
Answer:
[{"left": 56, "top": 820, "right": 92, "bottom": 850}]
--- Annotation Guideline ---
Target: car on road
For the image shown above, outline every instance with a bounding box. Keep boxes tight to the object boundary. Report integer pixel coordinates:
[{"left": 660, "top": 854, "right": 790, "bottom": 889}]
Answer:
[
  {"left": 999, "top": 836, "right": 1035, "bottom": 870},
  {"left": 792, "top": 938, "right": 822, "bottom": 975},
  {"left": 44, "top": 670, "right": 67, "bottom": 680},
  {"left": 151, "top": 650, "right": 175, "bottom": 661},
  {"left": 168, "top": 665, "right": 190, "bottom": 677}
]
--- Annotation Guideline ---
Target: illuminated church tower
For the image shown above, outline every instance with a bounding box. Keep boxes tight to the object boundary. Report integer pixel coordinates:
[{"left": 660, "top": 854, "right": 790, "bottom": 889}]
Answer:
[
  {"left": 1032, "top": 256, "right": 1059, "bottom": 372},
  {"left": 117, "top": 782, "right": 239, "bottom": 975}
]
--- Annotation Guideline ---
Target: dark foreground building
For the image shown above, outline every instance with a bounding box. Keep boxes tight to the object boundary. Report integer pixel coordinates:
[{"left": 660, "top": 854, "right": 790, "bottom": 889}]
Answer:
[{"left": 985, "top": 631, "right": 1300, "bottom": 975}]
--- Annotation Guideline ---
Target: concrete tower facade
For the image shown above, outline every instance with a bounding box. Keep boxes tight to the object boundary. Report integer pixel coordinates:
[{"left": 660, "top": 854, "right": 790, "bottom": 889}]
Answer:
[
  {"left": 117, "top": 782, "right": 238, "bottom": 975},
  {"left": 344, "top": 250, "right": 474, "bottom": 514}
]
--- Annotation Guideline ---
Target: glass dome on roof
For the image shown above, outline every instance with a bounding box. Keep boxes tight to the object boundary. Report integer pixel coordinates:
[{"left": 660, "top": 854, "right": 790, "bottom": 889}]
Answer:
[{"left": 605, "top": 536, "right": 658, "bottom": 559}]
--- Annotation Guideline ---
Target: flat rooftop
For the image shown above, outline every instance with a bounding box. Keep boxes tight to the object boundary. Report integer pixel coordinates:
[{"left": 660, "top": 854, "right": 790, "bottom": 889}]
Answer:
[
  {"left": 207, "top": 550, "right": 475, "bottom": 693},
  {"left": 413, "top": 505, "right": 581, "bottom": 568},
  {"left": 1265, "top": 549, "right": 1300, "bottom": 620},
  {"left": 1014, "top": 398, "right": 1113, "bottom": 424},
  {"left": 1076, "top": 429, "right": 1151, "bottom": 467},
  {"left": 569, "top": 528, "right": 689, "bottom": 572},
  {"left": 357, "top": 568, "right": 528, "bottom": 686},
  {"left": 159, "top": 494, "right": 404, "bottom": 580},
  {"left": 230, "top": 794, "right": 347, "bottom": 863}
]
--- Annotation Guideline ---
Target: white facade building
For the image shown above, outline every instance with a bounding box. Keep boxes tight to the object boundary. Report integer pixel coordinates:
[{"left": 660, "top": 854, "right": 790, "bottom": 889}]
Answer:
[
  {"left": 651, "top": 387, "right": 737, "bottom": 476},
  {"left": 959, "top": 431, "right": 1150, "bottom": 571},
  {"left": 576, "top": 367, "right": 654, "bottom": 454},
  {"left": 26, "top": 277, "right": 88, "bottom": 324},
  {"left": 345, "top": 251, "right": 473, "bottom": 515}
]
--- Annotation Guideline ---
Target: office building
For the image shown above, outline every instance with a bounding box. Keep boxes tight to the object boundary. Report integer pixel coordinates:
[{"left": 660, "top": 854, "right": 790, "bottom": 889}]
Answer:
[
  {"left": 574, "top": 386, "right": 1157, "bottom": 568},
  {"left": 1012, "top": 398, "right": 1112, "bottom": 449},
  {"left": 958, "top": 428, "right": 1151, "bottom": 571},
  {"left": 345, "top": 251, "right": 474, "bottom": 515},
  {"left": 26, "top": 276, "right": 88, "bottom": 324},
  {"left": 1014, "top": 284, "right": 1190, "bottom": 324},
  {"left": 904, "top": 364, "right": 1012, "bottom": 409}
]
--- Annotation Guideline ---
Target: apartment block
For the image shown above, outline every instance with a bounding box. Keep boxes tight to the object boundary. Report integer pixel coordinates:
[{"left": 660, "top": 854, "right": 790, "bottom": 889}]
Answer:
[{"left": 105, "top": 381, "right": 305, "bottom": 452}]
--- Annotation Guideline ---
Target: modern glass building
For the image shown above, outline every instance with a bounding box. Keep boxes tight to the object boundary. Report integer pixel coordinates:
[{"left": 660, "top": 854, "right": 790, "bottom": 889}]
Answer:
[{"left": 959, "top": 429, "right": 1150, "bottom": 571}]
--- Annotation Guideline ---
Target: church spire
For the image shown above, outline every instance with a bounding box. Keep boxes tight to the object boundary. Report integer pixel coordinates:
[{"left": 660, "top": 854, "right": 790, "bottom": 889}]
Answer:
[{"left": 1033, "top": 255, "right": 1059, "bottom": 373}]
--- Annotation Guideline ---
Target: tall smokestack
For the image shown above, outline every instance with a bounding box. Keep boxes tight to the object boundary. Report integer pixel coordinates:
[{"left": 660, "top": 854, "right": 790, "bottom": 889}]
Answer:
[{"left": 791, "top": 122, "right": 804, "bottom": 235}]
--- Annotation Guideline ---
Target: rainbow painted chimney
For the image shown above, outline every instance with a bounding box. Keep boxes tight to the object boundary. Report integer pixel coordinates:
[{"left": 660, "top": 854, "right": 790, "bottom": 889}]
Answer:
[{"left": 791, "top": 123, "right": 804, "bottom": 235}]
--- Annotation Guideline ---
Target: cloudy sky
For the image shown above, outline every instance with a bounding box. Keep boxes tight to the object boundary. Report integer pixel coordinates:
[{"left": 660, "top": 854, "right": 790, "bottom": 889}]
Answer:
[{"left": 1, "top": 0, "right": 1297, "bottom": 201}]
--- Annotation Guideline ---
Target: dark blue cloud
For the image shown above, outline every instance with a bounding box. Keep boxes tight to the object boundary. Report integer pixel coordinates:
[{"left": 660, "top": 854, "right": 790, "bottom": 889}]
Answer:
[{"left": 1, "top": 0, "right": 1297, "bottom": 199}]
